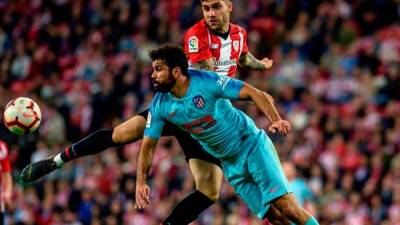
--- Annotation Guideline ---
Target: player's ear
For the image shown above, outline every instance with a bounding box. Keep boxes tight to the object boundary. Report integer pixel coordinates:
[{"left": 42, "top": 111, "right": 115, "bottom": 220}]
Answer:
[
  {"left": 227, "top": 1, "right": 232, "bottom": 12},
  {"left": 172, "top": 67, "right": 180, "bottom": 78}
]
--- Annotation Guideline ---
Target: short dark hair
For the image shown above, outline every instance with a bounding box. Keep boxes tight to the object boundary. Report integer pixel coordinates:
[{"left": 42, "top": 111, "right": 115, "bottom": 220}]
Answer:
[
  {"left": 200, "top": 0, "right": 230, "bottom": 2},
  {"left": 149, "top": 44, "right": 189, "bottom": 76}
]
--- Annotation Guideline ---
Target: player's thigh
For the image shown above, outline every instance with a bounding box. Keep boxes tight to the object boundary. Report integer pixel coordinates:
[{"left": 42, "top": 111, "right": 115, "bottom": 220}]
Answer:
[
  {"left": 189, "top": 158, "right": 223, "bottom": 201},
  {"left": 231, "top": 178, "right": 268, "bottom": 219},
  {"left": 247, "top": 138, "right": 290, "bottom": 201},
  {"left": 168, "top": 122, "right": 222, "bottom": 167},
  {"left": 112, "top": 115, "right": 147, "bottom": 144}
]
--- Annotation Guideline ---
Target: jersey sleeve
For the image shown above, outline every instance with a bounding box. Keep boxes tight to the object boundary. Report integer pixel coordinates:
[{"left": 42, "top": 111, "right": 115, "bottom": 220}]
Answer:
[
  {"left": 184, "top": 27, "right": 212, "bottom": 63},
  {"left": 0, "top": 141, "right": 11, "bottom": 172},
  {"left": 144, "top": 94, "right": 165, "bottom": 139},
  {"left": 203, "top": 71, "right": 244, "bottom": 100}
]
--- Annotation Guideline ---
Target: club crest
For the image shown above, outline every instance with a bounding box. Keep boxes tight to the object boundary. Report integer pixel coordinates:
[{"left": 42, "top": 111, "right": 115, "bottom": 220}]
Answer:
[
  {"left": 192, "top": 95, "right": 205, "bottom": 109},
  {"left": 232, "top": 40, "right": 239, "bottom": 52}
]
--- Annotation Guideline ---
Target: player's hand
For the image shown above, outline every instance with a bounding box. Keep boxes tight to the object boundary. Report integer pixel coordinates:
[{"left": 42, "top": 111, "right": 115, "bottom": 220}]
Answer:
[
  {"left": 268, "top": 120, "right": 292, "bottom": 136},
  {"left": 135, "top": 184, "right": 151, "bottom": 210},
  {"left": 261, "top": 58, "right": 273, "bottom": 70}
]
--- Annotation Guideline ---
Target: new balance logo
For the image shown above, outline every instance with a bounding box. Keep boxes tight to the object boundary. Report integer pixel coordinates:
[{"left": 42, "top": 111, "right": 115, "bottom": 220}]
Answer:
[{"left": 210, "top": 43, "right": 219, "bottom": 49}]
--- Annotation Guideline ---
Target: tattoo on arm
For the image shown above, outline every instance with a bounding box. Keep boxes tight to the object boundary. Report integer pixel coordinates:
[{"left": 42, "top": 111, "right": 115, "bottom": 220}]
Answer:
[
  {"left": 192, "top": 59, "right": 214, "bottom": 71},
  {"left": 239, "top": 53, "right": 265, "bottom": 71}
]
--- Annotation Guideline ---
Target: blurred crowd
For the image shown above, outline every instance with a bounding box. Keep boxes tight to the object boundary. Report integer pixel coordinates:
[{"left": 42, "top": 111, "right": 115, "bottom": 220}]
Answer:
[{"left": 0, "top": 0, "right": 399, "bottom": 224}]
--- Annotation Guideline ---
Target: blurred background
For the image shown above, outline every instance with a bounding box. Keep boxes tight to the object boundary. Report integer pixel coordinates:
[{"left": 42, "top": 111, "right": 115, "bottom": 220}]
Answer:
[{"left": 0, "top": 0, "right": 399, "bottom": 224}]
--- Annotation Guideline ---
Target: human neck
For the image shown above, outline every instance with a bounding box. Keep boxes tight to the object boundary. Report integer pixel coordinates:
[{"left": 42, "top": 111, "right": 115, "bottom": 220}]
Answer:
[
  {"left": 170, "top": 76, "right": 190, "bottom": 98},
  {"left": 211, "top": 24, "right": 230, "bottom": 39}
]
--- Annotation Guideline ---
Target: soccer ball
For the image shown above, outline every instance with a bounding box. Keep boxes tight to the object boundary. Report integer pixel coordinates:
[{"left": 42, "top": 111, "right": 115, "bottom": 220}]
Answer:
[{"left": 3, "top": 97, "right": 42, "bottom": 135}]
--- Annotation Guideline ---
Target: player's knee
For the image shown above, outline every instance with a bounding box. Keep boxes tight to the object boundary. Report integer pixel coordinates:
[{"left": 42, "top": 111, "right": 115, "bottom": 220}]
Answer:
[
  {"left": 194, "top": 174, "right": 220, "bottom": 201},
  {"left": 273, "top": 194, "right": 302, "bottom": 219},
  {"left": 113, "top": 116, "right": 146, "bottom": 143},
  {"left": 281, "top": 204, "right": 305, "bottom": 222},
  {"left": 266, "top": 205, "right": 291, "bottom": 225},
  {"left": 197, "top": 187, "right": 219, "bottom": 202},
  {"left": 112, "top": 126, "right": 129, "bottom": 143},
  {"left": 190, "top": 160, "right": 223, "bottom": 202}
]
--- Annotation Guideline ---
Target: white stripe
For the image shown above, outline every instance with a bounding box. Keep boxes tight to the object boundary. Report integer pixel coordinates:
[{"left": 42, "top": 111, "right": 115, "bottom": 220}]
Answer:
[
  {"left": 207, "top": 30, "right": 212, "bottom": 48},
  {"left": 239, "top": 29, "right": 244, "bottom": 54},
  {"left": 217, "top": 36, "right": 232, "bottom": 75}
]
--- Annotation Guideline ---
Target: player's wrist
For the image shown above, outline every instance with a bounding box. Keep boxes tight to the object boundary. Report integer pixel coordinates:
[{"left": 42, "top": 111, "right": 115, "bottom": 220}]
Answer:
[
  {"left": 270, "top": 116, "right": 282, "bottom": 123},
  {"left": 136, "top": 179, "right": 147, "bottom": 186}
]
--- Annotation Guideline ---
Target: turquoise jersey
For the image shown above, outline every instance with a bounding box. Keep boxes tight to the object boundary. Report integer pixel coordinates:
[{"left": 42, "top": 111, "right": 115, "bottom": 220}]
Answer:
[
  {"left": 145, "top": 69, "right": 262, "bottom": 160},
  {"left": 145, "top": 69, "right": 291, "bottom": 219}
]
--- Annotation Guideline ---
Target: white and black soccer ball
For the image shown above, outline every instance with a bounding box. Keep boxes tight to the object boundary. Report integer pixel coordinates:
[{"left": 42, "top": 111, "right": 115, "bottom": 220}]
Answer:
[{"left": 3, "top": 97, "right": 42, "bottom": 135}]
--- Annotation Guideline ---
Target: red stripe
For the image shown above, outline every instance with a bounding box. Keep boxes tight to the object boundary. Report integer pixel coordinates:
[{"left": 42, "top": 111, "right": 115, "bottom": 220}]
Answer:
[
  {"left": 228, "top": 26, "right": 242, "bottom": 78},
  {"left": 210, "top": 33, "right": 222, "bottom": 71},
  {"left": 65, "top": 147, "right": 71, "bottom": 159}
]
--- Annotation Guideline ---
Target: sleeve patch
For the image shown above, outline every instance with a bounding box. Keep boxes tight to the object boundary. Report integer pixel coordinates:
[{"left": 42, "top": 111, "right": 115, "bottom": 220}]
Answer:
[
  {"left": 188, "top": 36, "right": 199, "bottom": 53},
  {"left": 146, "top": 112, "right": 152, "bottom": 128},
  {"left": 217, "top": 76, "right": 229, "bottom": 90}
]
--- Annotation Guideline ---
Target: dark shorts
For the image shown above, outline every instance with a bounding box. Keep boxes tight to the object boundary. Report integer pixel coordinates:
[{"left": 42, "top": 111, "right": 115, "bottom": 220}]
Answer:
[{"left": 139, "top": 109, "right": 221, "bottom": 168}]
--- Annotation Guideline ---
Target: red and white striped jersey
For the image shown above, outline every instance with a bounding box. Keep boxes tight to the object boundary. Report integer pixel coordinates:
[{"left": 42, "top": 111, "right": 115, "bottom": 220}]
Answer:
[
  {"left": 184, "top": 19, "right": 249, "bottom": 78},
  {"left": 0, "top": 140, "right": 10, "bottom": 173}
]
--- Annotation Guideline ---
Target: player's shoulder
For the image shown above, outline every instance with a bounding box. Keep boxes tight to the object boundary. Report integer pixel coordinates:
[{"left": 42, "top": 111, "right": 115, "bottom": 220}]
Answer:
[
  {"left": 189, "top": 69, "right": 222, "bottom": 84},
  {"left": 152, "top": 92, "right": 167, "bottom": 104},
  {"left": 150, "top": 93, "right": 168, "bottom": 111},
  {"left": 230, "top": 23, "right": 247, "bottom": 35},
  {"left": 185, "top": 20, "right": 209, "bottom": 37}
]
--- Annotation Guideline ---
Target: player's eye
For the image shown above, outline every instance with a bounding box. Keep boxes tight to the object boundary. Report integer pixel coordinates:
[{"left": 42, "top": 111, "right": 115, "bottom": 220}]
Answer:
[
  {"left": 211, "top": 4, "right": 222, "bottom": 10},
  {"left": 202, "top": 6, "right": 210, "bottom": 11}
]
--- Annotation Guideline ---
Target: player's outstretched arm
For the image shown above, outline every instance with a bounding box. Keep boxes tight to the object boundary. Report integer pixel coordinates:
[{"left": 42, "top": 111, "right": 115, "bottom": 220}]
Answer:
[
  {"left": 135, "top": 136, "right": 158, "bottom": 209},
  {"left": 238, "top": 52, "right": 273, "bottom": 71},
  {"left": 238, "top": 83, "right": 291, "bottom": 135},
  {"left": 191, "top": 59, "right": 214, "bottom": 71}
]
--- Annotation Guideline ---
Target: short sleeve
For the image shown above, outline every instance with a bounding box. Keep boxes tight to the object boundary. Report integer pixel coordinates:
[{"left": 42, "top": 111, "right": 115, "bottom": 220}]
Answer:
[
  {"left": 203, "top": 71, "right": 244, "bottom": 100},
  {"left": 184, "top": 26, "right": 212, "bottom": 63},
  {"left": 144, "top": 94, "right": 165, "bottom": 139}
]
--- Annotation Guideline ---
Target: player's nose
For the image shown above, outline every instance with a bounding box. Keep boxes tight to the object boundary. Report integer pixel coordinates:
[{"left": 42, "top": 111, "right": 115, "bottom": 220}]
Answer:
[
  {"left": 208, "top": 9, "right": 217, "bottom": 17},
  {"left": 151, "top": 71, "right": 157, "bottom": 79}
]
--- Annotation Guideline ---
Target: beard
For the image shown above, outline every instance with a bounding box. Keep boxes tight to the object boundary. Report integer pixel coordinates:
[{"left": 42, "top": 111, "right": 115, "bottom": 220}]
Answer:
[
  {"left": 153, "top": 71, "right": 176, "bottom": 93},
  {"left": 153, "top": 81, "right": 174, "bottom": 92}
]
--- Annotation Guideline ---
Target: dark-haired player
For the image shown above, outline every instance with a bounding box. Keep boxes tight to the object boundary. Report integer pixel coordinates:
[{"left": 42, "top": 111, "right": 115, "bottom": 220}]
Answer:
[
  {"left": 135, "top": 44, "right": 319, "bottom": 225},
  {"left": 20, "top": 0, "right": 283, "bottom": 224}
]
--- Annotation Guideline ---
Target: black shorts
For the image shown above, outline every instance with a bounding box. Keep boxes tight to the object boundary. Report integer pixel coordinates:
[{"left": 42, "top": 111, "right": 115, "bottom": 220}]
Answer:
[{"left": 139, "top": 109, "right": 221, "bottom": 168}]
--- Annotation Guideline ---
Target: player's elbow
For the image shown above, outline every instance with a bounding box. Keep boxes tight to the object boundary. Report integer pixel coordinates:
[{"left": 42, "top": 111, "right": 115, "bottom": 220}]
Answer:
[{"left": 264, "top": 92, "right": 275, "bottom": 104}]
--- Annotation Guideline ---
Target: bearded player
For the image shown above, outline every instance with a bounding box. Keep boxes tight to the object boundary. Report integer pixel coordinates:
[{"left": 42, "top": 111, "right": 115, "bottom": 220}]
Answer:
[{"left": 20, "top": 1, "right": 290, "bottom": 224}]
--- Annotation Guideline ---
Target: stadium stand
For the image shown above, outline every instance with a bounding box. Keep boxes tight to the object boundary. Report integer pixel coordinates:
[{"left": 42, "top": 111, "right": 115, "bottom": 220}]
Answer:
[{"left": 0, "top": 0, "right": 399, "bottom": 224}]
